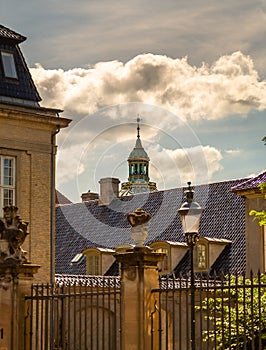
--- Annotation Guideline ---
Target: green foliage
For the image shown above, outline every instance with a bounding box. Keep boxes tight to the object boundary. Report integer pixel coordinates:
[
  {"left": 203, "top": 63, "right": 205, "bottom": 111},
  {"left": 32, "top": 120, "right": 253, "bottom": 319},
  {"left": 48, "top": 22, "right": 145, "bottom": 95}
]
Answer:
[
  {"left": 199, "top": 275, "right": 266, "bottom": 349},
  {"left": 249, "top": 183, "right": 266, "bottom": 226}
]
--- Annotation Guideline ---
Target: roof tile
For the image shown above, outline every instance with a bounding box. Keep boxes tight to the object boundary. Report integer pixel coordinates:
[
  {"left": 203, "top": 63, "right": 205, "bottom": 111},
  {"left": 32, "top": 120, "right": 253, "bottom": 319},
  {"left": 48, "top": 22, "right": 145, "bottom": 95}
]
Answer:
[{"left": 56, "top": 178, "right": 246, "bottom": 275}]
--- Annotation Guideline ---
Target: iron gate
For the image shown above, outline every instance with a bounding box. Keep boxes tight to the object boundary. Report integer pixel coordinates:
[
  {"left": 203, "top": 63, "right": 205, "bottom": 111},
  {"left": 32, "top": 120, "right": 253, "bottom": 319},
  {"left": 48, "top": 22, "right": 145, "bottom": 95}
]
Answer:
[
  {"left": 24, "top": 275, "right": 121, "bottom": 350},
  {"left": 151, "top": 272, "right": 266, "bottom": 350}
]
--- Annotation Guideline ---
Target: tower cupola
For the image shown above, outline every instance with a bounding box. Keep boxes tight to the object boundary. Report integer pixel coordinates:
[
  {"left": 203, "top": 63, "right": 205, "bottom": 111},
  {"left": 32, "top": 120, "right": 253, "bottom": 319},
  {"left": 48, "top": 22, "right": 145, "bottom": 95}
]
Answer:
[
  {"left": 120, "top": 118, "right": 157, "bottom": 195},
  {"left": 128, "top": 118, "right": 150, "bottom": 184}
]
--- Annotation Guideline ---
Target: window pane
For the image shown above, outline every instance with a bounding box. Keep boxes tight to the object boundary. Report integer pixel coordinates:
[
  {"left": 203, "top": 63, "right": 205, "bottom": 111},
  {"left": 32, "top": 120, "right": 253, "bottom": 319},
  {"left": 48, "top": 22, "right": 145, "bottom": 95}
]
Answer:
[
  {"left": 4, "top": 158, "right": 14, "bottom": 186},
  {"left": 156, "top": 248, "right": 169, "bottom": 272},
  {"left": 87, "top": 255, "right": 100, "bottom": 275},
  {"left": 0, "top": 156, "right": 15, "bottom": 217},
  {"left": 88, "top": 256, "right": 93, "bottom": 275},
  {"left": 197, "top": 244, "right": 207, "bottom": 268},
  {"left": 3, "top": 189, "right": 14, "bottom": 206},
  {"left": 1, "top": 52, "right": 18, "bottom": 79},
  {"left": 94, "top": 256, "right": 99, "bottom": 275}
]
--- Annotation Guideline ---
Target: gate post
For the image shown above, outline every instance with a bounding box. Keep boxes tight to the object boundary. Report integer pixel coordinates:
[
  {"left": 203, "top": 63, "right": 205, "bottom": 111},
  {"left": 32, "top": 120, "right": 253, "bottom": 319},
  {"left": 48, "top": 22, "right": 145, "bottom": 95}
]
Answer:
[
  {"left": 0, "top": 206, "right": 40, "bottom": 350},
  {"left": 0, "top": 263, "right": 39, "bottom": 350},
  {"left": 115, "top": 209, "right": 164, "bottom": 350}
]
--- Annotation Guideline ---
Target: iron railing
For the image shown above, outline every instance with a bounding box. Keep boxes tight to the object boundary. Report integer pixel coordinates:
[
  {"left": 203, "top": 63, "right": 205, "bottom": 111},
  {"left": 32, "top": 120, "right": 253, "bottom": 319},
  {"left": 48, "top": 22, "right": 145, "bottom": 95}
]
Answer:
[
  {"left": 151, "top": 272, "right": 266, "bottom": 350},
  {"left": 24, "top": 275, "right": 121, "bottom": 350}
]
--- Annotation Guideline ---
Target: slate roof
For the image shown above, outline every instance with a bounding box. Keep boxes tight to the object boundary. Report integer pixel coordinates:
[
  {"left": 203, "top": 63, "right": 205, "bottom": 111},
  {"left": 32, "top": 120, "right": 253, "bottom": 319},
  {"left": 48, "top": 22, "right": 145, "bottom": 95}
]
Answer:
[
  {"left": 0, "top": 24, "right": 41, "bottom": 105},
  {"left": 56, "top": 178, "right": 247, "bottom": 275},
  {"left": 231, "top": 170, "right": 266, "bottom": 192},
  {"left": 56, "top": 190, "right": 73, "bottom": 205},
  {"left": 0, "top": 24, "right": 26, "bottom": 43}
]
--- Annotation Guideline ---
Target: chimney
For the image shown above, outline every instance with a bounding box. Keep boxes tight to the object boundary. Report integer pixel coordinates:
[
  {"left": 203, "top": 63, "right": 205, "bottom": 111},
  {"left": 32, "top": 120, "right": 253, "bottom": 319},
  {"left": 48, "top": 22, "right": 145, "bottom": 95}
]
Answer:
[
  {"left": 99, "top": 177, "right": 120, "bottom": 205},
  {"left": 81, "top": 190, "right": 99, "bottom": 203}
]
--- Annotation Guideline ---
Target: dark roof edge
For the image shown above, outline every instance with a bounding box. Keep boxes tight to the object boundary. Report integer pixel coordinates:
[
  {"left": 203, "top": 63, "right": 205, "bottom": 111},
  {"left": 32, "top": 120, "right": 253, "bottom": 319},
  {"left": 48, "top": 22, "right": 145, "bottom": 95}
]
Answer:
[
  {"left": 17, "top": 45, "right": 42, "bottom": 102},
  {"left": 231, "top": 171, "right": 266, "bottom": 192},
  {"left": 0, "top": 24, "right": 26, "bottom": 43},
  {"left": 0, "top": 101, "right": 63, "bottom": 115}
]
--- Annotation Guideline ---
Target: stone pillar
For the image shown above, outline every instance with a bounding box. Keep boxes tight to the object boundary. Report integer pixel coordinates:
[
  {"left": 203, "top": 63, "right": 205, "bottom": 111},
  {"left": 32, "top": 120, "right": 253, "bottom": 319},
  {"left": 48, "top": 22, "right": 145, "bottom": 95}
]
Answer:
[
  {"left": 0, "top": 206, "right": 40, "bottom": 350},
  {"left": 115, "top": 247, "right": 164, "bottom": 350},
  {"left": 0, "top": 263, "right": 39, "bottom": 350},
  {"left": 115, "top": 208, "right": 164, "bottom": 350}
]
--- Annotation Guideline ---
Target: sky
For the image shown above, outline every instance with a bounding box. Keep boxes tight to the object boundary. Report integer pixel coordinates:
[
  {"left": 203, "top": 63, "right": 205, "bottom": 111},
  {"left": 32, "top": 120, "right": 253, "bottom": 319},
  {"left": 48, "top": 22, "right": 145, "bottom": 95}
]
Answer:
[{"left": 1, "top": 0, "right": 266, "bottom": 203}]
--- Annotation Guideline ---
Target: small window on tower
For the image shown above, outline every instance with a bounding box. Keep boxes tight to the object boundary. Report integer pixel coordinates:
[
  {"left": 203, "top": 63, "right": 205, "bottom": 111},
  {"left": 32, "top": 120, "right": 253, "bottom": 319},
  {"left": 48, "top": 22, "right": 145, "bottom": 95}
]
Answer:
[{"left": 1, "top": 51, "right": 18, "bottom": 79}]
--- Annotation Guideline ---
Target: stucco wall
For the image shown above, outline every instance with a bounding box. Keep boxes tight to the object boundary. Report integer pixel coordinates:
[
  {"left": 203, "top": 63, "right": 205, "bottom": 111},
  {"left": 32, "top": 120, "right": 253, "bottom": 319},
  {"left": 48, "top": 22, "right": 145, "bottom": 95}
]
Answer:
[{"left": 245, "top": 195, "right": 266, "bottom": 273}]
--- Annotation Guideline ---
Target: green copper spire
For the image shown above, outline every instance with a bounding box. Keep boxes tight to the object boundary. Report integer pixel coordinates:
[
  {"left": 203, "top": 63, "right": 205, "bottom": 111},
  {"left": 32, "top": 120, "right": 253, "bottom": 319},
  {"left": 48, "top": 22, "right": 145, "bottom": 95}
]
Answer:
[
  {"left": 120, "top": 117, "right": 157, "bottom": 195},
  {"left": 128, "top": 117, "right": 149, "bottom": 161}
]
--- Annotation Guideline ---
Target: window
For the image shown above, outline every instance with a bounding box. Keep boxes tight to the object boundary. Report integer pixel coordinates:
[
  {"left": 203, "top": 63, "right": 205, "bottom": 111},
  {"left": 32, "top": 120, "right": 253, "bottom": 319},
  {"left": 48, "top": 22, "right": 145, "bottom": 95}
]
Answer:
[
  {"left": 1, "top": 51, "right": 18, "bottom": 79},
  {"left": 0, "top": 156, "right": 15, "bottom": 216},
  {"left": 87, "top": 255, "right": 100, "bottom": 275},
  {"left": 71, "top": 253, "right": 84, "bottom": 265},
  {"left": 155, "top": 248, "right": 169, "bottom": 273},
  {"left": 195, "top": 243, "right": 208, "bottom": 270}
]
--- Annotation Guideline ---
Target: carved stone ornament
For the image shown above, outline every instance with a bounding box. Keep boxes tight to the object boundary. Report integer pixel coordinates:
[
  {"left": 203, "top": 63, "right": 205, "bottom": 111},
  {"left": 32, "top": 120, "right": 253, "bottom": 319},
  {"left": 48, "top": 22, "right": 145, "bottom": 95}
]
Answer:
[
  {"left": 0, "top": 275, "right": 12, "bottom": 290},
  {"left": 127, "top": 208, "right": 152, "bottom": 246},
  {"left": 0, "top": 206, "right": 29, "bottom": 265},
  {"left": 124, "top": 266, "right": 136, "bottom": 281},
  {"left": 127, "top": 208, "right": 152, "bottom": 227}
]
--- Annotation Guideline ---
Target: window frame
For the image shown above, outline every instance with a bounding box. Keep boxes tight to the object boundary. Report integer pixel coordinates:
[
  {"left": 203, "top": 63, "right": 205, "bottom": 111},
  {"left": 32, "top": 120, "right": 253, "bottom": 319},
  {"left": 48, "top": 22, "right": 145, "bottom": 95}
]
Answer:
[
  {"left": 84, "top": 250, "right": 102, "bottom": 275},
  {"left": 1, "top": 50, "right": 18, "bottom": 80},
  {"left": 0, "top": 156, "right": 16, "bottom": 216},
  {"left": 194, "top": 241, "right": 208, "bottom": 272}
]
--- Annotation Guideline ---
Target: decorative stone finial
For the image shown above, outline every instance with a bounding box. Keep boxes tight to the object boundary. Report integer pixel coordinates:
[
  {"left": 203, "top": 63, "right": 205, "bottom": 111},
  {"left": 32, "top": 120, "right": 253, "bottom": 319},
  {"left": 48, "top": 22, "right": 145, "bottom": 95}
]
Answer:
[
  {"left": 127, "top": 208, "right": 151, "bottom": 227},
  {"left": 127, "top": 208, "right": 151, "bottom": 246},
  {"left": 0, "top": 206, "right": 29, "bottom": 265}
]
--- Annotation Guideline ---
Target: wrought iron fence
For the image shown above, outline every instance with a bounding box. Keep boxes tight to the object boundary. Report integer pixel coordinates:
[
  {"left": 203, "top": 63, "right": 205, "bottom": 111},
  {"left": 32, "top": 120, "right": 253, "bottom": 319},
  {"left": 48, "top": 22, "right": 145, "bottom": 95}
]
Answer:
[
  {"left": 24, "top": 275, "right": 121, "bottom": 350},
  {"left": 151, "top": 272, "right": 266, "bottom": 350}
]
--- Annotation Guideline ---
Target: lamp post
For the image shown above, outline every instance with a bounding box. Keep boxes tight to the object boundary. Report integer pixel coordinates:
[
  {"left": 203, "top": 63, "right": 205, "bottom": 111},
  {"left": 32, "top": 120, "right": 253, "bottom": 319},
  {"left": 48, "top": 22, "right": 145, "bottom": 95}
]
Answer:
[{"left": 178, "top": 182, "right": 203, "bottom": 350}]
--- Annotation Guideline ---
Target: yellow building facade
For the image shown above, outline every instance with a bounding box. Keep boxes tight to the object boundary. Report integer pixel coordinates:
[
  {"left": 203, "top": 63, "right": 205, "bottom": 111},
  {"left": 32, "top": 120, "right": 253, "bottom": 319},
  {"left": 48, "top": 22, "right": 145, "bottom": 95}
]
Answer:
[{"left": 0, "top": 24, "right": 71, "bottom": 282}]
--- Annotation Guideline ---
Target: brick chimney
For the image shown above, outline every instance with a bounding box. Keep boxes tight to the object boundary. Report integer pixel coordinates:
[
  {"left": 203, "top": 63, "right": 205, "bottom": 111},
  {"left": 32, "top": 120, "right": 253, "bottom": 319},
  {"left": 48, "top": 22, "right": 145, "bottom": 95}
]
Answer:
[
  {"left": 99, "top": 177, "right": 120, "bottom": 205},
  {"left": 81, "top": 190, "right": 99, "bottom": 203}
]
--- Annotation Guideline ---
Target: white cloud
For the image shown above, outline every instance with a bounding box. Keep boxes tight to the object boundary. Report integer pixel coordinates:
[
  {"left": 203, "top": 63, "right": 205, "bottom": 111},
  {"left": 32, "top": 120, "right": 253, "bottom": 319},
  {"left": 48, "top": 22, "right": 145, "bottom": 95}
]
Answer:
[
  {"left": 56, "top": 142, "right": 88, "bottom": 185},
  {"left": 149, "top": 144, "right": 223, "bottom": 189},
  {"left": 225, "top": 149, "right": 241, "bottom": 156},
  {"left": 56, "top": 109, "right": 223, "bottom": 195},
  {"left": 31, "top": 51, "right": 266, "bottom": 122}
]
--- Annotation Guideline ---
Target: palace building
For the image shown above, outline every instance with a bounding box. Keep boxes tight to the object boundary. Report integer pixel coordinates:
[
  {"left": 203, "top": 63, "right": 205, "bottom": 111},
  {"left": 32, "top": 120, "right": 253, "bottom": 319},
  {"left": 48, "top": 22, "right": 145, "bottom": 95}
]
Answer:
[{"left": 0, "top": 24, "right": 71, "bottom": 282}]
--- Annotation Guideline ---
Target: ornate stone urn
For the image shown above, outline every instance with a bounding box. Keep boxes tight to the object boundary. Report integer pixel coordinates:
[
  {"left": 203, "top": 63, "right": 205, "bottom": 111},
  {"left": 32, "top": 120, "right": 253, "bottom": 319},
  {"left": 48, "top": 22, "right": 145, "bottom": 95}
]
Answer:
[{"left": 127, "top": 208, "right": 152, "bottom": 247}]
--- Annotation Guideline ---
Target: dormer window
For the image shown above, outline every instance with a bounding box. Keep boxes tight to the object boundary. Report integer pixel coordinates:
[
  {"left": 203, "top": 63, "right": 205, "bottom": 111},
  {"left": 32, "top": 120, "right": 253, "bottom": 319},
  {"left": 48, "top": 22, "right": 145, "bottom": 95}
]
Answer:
[
  {"left": 195, "top": 243, "right": 208, "bottom": 270},
  {"left": 150, "top": 242, "right": 171, "bottom": 274},
  {"left": 1, "top": 51, "right": 18, "bottom": 79},
  {"left": 156, "top": 248, "right": 169, "bottom": 273}
]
